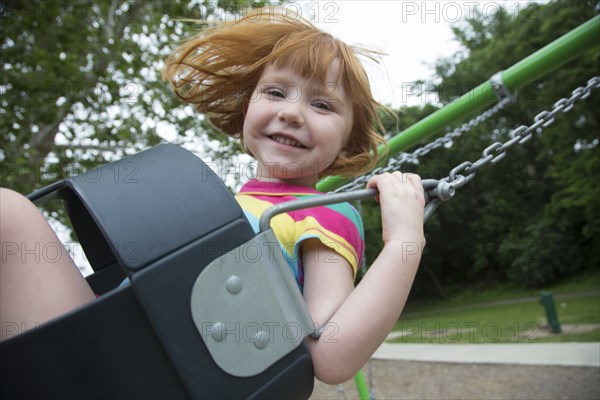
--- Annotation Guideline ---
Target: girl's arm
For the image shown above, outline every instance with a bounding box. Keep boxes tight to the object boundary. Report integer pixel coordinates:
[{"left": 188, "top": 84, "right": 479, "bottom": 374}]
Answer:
[{"left": 302, "top": 172, "right": 425, "bottom": 384}]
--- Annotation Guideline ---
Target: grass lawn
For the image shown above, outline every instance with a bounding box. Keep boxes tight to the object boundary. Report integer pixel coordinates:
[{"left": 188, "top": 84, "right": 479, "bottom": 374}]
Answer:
[{"left": 391, "top": 268, "right": 600, "bottom": 344}]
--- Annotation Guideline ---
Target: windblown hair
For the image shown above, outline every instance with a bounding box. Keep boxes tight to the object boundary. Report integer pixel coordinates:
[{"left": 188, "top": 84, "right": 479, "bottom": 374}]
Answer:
[{"left": 162, "top": 8, "right": 387, "bottom": 178}]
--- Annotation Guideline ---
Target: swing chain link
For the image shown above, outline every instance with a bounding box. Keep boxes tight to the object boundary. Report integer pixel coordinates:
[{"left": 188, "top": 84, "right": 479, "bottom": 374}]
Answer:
[
  {"left": 331, "top": 94, "right": 514, "bottom": 195},
  {"left": 332, "top": 76, "right": 599, "bottom": 223},
  {"left": 441, "top": 76, "right": 600, "bottom": 195}
]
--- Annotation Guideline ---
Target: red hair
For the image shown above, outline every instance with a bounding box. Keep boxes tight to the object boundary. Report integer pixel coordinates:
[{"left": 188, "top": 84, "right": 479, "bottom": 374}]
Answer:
[{"left": 162, "top": 8, "right": 387, "bottom": 178}]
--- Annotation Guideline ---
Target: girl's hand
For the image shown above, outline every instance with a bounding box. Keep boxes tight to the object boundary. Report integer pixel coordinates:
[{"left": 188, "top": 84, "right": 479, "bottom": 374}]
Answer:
[{"left": 366, "top": 172, "right": 426, "bottom": 247}]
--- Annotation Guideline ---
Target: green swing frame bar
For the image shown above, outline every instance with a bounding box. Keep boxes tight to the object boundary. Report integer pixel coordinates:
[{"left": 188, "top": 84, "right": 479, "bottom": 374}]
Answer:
[
  {"left": 317, "top": 14, "right": 600, "bottom": 193},
  {"left": 327, "top": 14, "right": 599, "bottom": 400}
]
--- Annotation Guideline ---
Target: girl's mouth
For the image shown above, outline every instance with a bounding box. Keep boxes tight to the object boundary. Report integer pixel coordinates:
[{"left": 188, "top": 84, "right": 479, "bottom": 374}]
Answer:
[{"left": 270, "top": 134, "right": 306, "bottom": 148}]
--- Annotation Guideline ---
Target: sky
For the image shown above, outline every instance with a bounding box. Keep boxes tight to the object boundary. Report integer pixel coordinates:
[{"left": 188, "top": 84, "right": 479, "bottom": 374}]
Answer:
[{"left": 293, "top": 0, "right": 549, "bottom": 107}]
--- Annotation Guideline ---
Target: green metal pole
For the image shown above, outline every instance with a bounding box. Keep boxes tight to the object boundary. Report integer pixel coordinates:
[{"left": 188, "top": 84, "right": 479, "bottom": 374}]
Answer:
[
  {"left": 502, "top": 15, "right": 600, "bottom": 89},
  {"left": 539, "top": 291, "right": 562, "bottom": 333},
  {"left": 317, "top": 15, "right": 600, "bottom": 192},
  {"left": 354, "top": 370, "right": 370, "bottom": 400}
]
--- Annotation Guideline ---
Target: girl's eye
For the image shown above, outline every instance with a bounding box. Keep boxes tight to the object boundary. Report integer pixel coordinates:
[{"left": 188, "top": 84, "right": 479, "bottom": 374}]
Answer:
[
  {"left": 264, "top": 87, "right": 285, "bottom": 99},
  {"left": 313, "top": 100, "right": 332, "bottom": 111}
]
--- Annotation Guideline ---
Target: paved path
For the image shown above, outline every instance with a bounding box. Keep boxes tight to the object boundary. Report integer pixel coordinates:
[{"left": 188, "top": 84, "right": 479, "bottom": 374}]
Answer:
[{"left": 372, "top": 341, "right": 600, "bottom": 366}]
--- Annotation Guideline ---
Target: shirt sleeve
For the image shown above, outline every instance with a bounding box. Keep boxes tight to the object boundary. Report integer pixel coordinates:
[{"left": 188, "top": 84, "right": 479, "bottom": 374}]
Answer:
[{"left": 291, "top": 202, "right": 364, "bottom": 278}]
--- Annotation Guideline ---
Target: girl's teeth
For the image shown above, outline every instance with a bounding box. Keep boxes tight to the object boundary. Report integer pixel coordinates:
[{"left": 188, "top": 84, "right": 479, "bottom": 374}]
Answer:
[{"left": 272, "top": 135, "right": 303, "bottom": 148}]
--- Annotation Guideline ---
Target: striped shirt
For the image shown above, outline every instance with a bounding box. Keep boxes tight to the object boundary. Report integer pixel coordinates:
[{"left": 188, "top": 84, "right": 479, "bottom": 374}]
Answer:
[{"left": 235, "top": 179, "right": 364, "bottom": 290}]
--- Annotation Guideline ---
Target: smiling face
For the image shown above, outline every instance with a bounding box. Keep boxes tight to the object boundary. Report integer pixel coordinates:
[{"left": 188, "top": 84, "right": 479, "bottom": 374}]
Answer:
[{"left": 242, "top": 61, "right": 354, "bottom": 187}]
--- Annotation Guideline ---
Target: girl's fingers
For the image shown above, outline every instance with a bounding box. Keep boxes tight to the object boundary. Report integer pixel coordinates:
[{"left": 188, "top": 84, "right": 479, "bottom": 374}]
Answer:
[
  {"left": 367, "top": 172, "right": 425, "bottom": 206},
  {"left": 366, "top": 171, "right": 426, "bottom": 245},
  {"left": 402, "top": 173, "right": 426, "bottom": 205}
]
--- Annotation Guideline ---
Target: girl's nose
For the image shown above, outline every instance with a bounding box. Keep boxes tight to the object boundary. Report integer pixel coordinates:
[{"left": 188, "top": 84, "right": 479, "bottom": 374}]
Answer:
[{"left": 277, "top": 103, "right": 305, "bottom": 127}]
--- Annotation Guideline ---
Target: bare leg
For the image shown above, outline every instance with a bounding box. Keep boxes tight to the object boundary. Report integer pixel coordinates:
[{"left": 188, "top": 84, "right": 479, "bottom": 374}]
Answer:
[{"left": 1, "top": 188, "right": 95, "bottom": 341}]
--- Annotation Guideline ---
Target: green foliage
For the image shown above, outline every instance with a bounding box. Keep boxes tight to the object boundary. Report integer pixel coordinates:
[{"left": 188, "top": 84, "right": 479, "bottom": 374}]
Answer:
[
  {"left": 1, "top": 1, "right": 286, "bottom": 238},
  {"left": 498, "top": 220, "right": 583, "bottom": 287},
  {"left": 0, "top": 0, "right": 274, "bottom": 196}
]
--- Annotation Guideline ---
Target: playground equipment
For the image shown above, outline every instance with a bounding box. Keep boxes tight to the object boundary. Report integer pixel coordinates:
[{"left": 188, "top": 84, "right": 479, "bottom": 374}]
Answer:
[
  {"left": 0, "top": 14, "right": 598, "bottom": 400},
  {"left": 0, "top": 144, "right": 315, "bottom": 399}
]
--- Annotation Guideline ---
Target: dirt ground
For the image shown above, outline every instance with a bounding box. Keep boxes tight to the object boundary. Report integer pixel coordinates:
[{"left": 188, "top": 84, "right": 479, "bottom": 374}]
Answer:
[{"left": 309, "top": 360, "right": 600, "bottom": 399}]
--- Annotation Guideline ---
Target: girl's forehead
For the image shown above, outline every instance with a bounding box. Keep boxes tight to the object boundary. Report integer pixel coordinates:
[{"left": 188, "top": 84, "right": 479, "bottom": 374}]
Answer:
[{"left": 261, "top": 58, "right": 345, "bottom": 87}]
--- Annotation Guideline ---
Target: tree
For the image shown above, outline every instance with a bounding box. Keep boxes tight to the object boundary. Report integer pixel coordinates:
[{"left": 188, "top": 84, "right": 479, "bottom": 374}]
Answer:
[
  {"left": 0, "top": 0, "right": 279, "bottom": 197},
  {"left": 416, "top": 0, "right": 600, "bottom": 290},
  {"left": 1, "top": 0, "right": 284, "bottom": 238},
  {"left": 358, "top": 0, "right": 599, "bottom": 296}
]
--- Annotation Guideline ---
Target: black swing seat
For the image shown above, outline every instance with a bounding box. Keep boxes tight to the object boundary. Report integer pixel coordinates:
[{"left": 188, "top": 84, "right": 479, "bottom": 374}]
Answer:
[{"left": 0, "top": 144, "right": 314, "bottom": 399}]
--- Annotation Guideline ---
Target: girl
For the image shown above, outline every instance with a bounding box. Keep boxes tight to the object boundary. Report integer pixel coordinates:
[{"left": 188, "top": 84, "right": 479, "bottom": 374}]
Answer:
[
  {"left": 161, "top": 9, "right": 426, "bottom": 384},
  {"left": 0, "top": 7, "right": 425, "bottom": 386}
]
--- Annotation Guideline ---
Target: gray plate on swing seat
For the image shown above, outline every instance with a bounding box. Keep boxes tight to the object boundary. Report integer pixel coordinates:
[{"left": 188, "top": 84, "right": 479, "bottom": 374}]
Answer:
[{"left": 190, "top": 230, "right": 315, "bottom": 377}]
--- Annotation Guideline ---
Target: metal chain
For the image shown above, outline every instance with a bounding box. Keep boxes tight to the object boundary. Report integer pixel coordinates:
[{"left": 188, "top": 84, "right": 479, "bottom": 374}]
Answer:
[
  {"left": 331, "top": 95, "right": 514, "bottom": 194},
  {"left": 427, "top": 76, "right": 599, "bottom": 219},
  {"left": 331, "top": 76, "right": 598, "bottom": 222}
]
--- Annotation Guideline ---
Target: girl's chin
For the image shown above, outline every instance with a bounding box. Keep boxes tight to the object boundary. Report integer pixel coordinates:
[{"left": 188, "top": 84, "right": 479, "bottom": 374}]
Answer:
[
  {"left": 254, "top": 171, "right": 318, "bottom": 186},
  {"left": 252, "top": 160, "right": 325, "bottom": 185}
]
